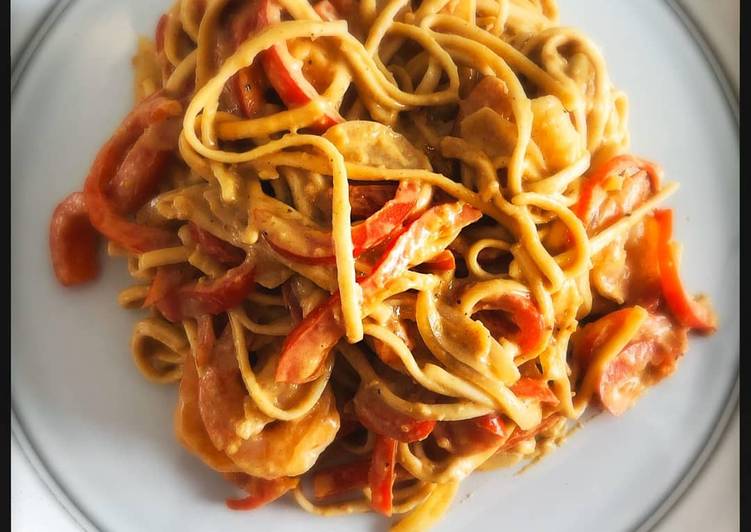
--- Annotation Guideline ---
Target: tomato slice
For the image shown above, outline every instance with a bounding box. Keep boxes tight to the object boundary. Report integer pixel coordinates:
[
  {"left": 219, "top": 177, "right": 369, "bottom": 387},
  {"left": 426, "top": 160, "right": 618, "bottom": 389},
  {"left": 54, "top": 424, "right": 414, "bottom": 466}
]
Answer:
[
  {"left": 156, "top": 259, "right": 255, "bottom": 323},
  {"left": 473, "top": 293, "right": 546, "bottom": 355},
  {"left": 259, "top": 180, "right": 424, "bottom": 265},
  {"left": 275, "top": 202, "right": 481, "bottom": 383},
  {"left": 187, "top": 223, "right": 245, "bottom": 266},
  {"left": 653, "top": 209, "right": 716, "bottom": 332},
  {"left": 83, "top": 93, "right": 182, "bottom": 253},
  {"left": 225, "top": 474, "right": 298, "bottom": 511},
  {"left": 49, "top": 192, "right": 100, "bottom": 286},
  {"left": 369, "top": 435, "right": 398, "bottom": 516},
  {"left": 354, "top": 385, "right": 435, "bottom": 443},
  {"left": 255, "top": 0, "right": 342, "bottom": 130},
  {"left": 574, "top": 155, "right": 662, "bottom": 233}
]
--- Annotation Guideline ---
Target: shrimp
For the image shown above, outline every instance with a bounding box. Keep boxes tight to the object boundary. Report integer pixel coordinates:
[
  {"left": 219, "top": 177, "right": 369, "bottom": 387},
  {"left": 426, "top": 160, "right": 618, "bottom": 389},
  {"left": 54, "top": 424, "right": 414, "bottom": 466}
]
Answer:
[
  {"left": 174, "top": 350, "right": 238, "bottom": 473},
  {"left": 196, "top": 324, "right": 340, "bottom": 479}
]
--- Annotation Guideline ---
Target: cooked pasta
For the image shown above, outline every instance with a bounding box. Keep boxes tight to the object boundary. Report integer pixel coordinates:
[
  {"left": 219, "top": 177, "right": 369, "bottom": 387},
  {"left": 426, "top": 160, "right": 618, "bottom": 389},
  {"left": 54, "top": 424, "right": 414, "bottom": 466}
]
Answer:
[{"left": 48, "top": 0, "right": 717, "bottom": 529}]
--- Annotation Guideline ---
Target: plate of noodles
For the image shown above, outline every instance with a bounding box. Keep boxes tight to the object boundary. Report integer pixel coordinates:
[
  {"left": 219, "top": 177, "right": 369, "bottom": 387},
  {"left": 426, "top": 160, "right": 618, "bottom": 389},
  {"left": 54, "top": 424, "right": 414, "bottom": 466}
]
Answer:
[{"left": 11, "top": 0, "right": 738, "bottom": 531}]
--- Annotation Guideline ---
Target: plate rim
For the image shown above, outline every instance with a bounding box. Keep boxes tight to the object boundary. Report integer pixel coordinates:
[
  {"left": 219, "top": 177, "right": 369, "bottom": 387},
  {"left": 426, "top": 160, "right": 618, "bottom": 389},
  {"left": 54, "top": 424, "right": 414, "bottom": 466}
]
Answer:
[{"left": 10, "top": 1, "right": 739, "bottom": 531}]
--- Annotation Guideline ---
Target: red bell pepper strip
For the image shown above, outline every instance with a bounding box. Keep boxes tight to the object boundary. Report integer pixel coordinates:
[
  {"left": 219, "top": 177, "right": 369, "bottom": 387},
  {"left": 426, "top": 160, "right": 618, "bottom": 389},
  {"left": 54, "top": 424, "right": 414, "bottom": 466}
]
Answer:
[
  {"left": 49, "top": 192, "right": 100, "bottom": 286},
  {"left": 369, "top": 435, "right": 398, "bottom": 516},
  {"left": 229, "top": 0, "right": 268, "bottom": 118},
  {"left": 473, "top": 413, "right": 508, "bottom": 437},
  {"left": 187, "top": 223, "right": 245, "bottom": 267},
  {"left": 259, "top": 180, "right": 424, "bottom": 265},
  {"left": 473, "top": 293, "right": 546, "bottom": 355},
  {"left": 574, "top": 154, "right": 662, "bottom": 230},
  {"left": 653, "top": 209, "right": 716, "bottom": 332},
  {"left": 82, "top": 93, "right": 182, "bottom": 253},
  {"left": 312, "top": 459, "right": 409, "bottom": 500},
  {"left": 107, "top": 117, "right": 180, "bottom": 214},
  {"left": 354, "top": 385, "right": 436, "bottom": 443},
  {"left": 313, "top": 459, "right": 371, "bottom": 499},
  {"left": 510, "top": 377, "right": 559, "bottom": 405},
  {"left": 255, "top": 0, "right": 343, "bottom": 130},
  {"left": 225, "top": 475, "right": 298, "bottom": 511},
  {"left": 143, "top": 264, "right": 194, "bottom": 308},
  {"left": 499, "top": 414, "right": 562, "bottom": 451},
  {"left": 155, "top": 258, "right": 255, "bottom": 323},
  {"left": 275, "top": 202, "right": 482, "bottom": 383},
  {"left": 472, "top": 379, "right": 555, "bottom": 437},
  {"left": 336, "top": 183, "right": 400, "bottom": 220}
]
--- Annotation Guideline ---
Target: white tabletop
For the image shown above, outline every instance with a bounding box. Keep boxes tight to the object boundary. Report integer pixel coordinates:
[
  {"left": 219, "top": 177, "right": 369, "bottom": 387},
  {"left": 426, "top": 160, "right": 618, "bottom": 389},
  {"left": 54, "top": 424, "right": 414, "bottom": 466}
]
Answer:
[{"left": 10, "top": 1, "right": 739, "bottom": 530}]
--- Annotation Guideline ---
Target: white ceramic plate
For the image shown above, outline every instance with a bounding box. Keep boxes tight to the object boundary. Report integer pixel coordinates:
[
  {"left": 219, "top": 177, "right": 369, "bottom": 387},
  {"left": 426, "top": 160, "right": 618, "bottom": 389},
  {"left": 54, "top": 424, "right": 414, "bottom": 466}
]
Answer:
[{"left": 11, "top": 1, "right": 738, "bottom": 531}]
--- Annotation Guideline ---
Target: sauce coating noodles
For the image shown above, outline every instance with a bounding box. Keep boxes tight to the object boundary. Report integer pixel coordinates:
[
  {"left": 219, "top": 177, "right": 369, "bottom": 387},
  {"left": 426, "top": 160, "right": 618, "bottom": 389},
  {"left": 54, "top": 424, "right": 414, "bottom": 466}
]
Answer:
[{"left": 49, "top": 0, "right": 717, "bottom": 528}]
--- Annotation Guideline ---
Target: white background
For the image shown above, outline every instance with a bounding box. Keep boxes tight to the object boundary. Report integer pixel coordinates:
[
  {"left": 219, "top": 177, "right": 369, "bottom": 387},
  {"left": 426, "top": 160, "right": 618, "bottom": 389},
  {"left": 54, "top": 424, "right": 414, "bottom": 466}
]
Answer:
[{"left": 10, "top": 1, "right": 739, "bottom": 530}]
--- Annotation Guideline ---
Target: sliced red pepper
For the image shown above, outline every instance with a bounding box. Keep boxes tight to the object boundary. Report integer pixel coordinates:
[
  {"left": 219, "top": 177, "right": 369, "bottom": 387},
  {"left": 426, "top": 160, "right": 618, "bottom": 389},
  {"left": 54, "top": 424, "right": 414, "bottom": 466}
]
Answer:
[
  {"left": 312, "top": 459, "right": 409, "bottom": 500},
  {"left": 313, "top": 459, "right": 370, "bottom": 499},
  {"left": 653, "top": 209, "right": 716, "bottom": 332},
  {"left": 275, "top": 202, "right": 481, "bottom": 383},
  {"left": 187, "top": 223, "right": 245, "bottom": 266},
  {"left": 255, "top": 0, "right": 343, "bottom": 130},
  {"left": 473, "top": 292, "right": 545, "bottom": 355},
  {"left": 472, "top": 413, "right": 508, "bottom": 437},
  {"left": 500, "top": 414, "right": 562, "bottom": 451},
  {"left": 354, "top": 385, "right": 435, "bottom": 443},
  {"left": 107, "top": 117, "right": 180, "bottom": 214},
  {"left": 225, "top": 475, "right": 298, "bottom": 511},
  {"left": 259, "top": 180, "right": 424, "bottom": 265},
  {"left": 574, "top": 155, "right": 662, "bottom": 232},
  {"left": 510, "top": 377, "right": 559, "bottom": 405},
  {"left": 434, "top": 414, "right": 508, "bottom": 454},
  {"left": 143, "top": 263, "right": 194, "bottom": 308},
  {"left": 83, "top": 93, "right": 182, "bottom": 253},
  {"left": 469, "top": 380, "right": 555, "bottom": 440},
  {"left": 156, "top": 258, "right": 254, "bottom": 322},
  {"left": 320, "top": 183, "right": 400, "bottom": 220},
  {"left": 49, "top": 192, "right": 100, "bottom": 286},
  {"left": 369, "top": 435, "right": 398, "bottom": 516},
  {"left": 274, "top": 294, "right": 342, "bottom": 381},
  {"left": 229, "top": 0, "right": 268, "bottom": 118}
]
